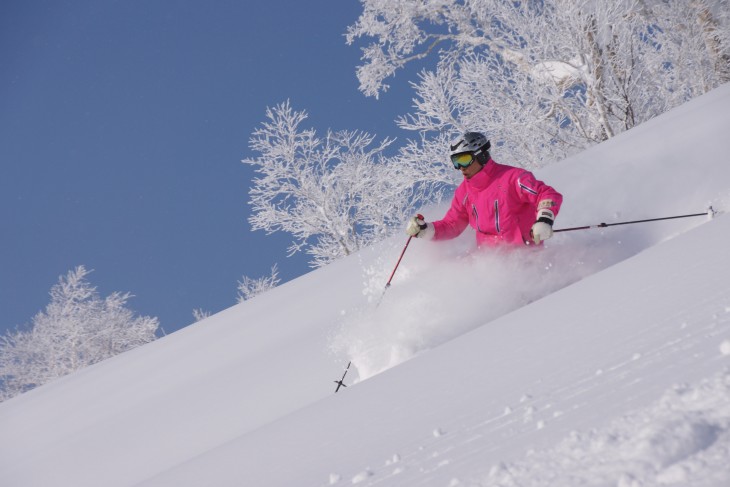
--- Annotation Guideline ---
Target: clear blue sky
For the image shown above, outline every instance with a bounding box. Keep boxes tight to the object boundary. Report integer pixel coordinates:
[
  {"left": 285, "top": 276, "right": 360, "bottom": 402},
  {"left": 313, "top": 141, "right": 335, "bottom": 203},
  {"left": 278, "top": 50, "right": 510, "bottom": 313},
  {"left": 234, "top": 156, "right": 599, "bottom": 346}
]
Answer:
[{"left": 1, "top": 1, "right": 418, "bottom": 335}]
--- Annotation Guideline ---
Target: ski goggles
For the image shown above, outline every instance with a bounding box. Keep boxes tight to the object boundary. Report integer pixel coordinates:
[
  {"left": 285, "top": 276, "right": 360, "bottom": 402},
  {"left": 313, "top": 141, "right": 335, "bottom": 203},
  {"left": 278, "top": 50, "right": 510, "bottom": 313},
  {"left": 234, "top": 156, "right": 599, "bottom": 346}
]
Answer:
[{"left": 451, "top": 152, "right": 476, "bottom": 169}]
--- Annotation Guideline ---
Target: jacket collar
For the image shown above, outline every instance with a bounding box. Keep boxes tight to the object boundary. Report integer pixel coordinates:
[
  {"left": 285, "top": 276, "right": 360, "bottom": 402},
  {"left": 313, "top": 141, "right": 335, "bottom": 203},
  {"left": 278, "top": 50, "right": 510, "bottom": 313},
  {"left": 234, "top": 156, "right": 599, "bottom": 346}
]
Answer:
[{"left": 464, "top": 158, "right": 496, "bottom": 190}]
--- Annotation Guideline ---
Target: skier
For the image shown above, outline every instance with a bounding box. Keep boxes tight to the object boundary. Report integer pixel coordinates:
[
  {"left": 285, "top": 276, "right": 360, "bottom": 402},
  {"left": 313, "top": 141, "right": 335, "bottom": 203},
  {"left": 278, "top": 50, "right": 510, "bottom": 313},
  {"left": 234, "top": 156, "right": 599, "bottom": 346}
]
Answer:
[{"left": 406, "top": 132, "right": 563, "bottom": 246}]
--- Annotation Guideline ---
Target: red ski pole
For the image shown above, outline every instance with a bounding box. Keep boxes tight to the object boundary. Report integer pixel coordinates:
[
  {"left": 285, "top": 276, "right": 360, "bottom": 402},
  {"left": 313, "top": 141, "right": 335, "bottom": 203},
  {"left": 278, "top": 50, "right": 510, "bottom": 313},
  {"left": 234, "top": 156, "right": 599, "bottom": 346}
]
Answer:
[{"left": 376, "top": 214, "right": 423, "bottom": 307}]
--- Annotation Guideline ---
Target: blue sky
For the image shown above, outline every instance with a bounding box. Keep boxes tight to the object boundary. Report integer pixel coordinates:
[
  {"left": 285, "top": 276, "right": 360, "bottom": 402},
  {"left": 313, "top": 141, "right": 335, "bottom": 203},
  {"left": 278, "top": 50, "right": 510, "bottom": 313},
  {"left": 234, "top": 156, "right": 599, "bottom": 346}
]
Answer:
[{"left": 1, "top": 1, "right": 419, "bottom": 335}]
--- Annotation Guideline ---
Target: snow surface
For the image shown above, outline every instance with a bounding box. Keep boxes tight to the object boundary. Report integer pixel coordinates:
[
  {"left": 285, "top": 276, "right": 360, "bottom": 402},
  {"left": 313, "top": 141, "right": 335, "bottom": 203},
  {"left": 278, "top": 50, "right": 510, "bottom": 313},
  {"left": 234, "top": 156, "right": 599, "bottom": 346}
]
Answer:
[{"left": 2, "top": 84, "right": 730, "bottom": 487}]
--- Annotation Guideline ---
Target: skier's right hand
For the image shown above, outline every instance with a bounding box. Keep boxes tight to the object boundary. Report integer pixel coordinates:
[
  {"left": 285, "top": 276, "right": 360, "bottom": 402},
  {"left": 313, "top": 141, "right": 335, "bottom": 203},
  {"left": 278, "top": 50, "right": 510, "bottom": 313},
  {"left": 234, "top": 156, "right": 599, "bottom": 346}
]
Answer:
[{"left": 406, "top": 215, "right": 434, "bottom": 239}]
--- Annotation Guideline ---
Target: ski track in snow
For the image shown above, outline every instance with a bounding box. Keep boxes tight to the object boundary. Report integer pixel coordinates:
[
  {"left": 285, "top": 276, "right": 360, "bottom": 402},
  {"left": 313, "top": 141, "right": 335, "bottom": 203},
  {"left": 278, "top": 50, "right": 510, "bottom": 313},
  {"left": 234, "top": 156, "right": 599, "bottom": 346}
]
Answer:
[
  {"left": 330, "top": 370, "right": 730, "bottom": 487},
  {"left": 476, "top": 370, "right": 730, "bottom": 487}
]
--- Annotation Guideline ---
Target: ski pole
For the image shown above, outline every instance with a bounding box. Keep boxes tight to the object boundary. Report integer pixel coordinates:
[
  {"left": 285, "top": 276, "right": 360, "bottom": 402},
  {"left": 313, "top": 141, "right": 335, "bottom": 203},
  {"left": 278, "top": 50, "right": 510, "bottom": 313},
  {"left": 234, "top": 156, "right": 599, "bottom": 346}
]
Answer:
[
  {"left": 334, "top": 361, "right": 351, "bottom": 393},
  {"left": 554, "top": 207, "right": 717, "bottom": 233},
  {"left": 375, "top": 214, "right": 422, "bottom": 307}
]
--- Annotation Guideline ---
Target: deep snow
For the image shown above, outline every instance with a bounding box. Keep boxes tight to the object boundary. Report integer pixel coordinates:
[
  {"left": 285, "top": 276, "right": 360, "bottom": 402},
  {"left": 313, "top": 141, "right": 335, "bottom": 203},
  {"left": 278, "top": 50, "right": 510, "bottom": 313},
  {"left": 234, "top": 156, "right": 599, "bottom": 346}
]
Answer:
[{"left": 1, "top": 84, "right": 730, "bottom": 487}]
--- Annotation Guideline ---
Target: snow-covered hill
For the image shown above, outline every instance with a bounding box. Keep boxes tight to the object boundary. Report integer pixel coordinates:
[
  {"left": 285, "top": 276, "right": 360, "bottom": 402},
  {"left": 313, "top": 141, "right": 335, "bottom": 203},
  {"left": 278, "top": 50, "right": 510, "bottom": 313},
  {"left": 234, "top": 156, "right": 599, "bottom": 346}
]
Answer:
[{"left": 2, "top": 84, "right": 730, "bottom": 487}]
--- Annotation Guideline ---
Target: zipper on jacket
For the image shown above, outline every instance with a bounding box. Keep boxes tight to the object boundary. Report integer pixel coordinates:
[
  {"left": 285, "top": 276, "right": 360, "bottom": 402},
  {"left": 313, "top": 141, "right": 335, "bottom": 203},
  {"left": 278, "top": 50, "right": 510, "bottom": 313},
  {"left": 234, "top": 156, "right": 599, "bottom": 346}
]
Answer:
[
  {"left": 472, "top": 205, "right": 482, "bottom": 233},
  {"left": 494, "top": 200, "right": 501, "bottom": 233},
  {"left": 472, "top": 203, "right": 500, "bottom": 234}
]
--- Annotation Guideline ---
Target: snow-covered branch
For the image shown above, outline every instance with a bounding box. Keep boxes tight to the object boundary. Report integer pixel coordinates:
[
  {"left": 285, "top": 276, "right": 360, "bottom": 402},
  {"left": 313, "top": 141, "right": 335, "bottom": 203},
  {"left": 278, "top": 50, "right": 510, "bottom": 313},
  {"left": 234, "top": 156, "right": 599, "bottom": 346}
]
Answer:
[
  {"left": 237, "top": 264, "right": 282, "bottom": 302},
  {"left": 243, "top": 102, "right": 438, "bottom": 268}
]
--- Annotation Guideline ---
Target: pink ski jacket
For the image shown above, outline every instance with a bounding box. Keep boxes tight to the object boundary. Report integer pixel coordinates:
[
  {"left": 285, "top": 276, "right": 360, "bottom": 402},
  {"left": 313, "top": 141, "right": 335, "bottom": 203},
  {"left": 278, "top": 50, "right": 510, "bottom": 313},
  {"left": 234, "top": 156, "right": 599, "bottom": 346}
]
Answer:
[{"left": 432, "top": 159, "right": 563, "bottom": 247}]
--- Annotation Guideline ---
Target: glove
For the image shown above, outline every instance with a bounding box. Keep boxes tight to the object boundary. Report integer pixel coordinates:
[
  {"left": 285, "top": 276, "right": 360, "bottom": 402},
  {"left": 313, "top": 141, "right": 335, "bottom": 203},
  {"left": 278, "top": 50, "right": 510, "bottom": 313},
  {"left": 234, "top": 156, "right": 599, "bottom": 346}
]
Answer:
[
  {"left": 530, "top": 209, "right": 555, "bottom": 245},
  {"left": 405, "top": 215, "right": 434, "bottom": 240}
]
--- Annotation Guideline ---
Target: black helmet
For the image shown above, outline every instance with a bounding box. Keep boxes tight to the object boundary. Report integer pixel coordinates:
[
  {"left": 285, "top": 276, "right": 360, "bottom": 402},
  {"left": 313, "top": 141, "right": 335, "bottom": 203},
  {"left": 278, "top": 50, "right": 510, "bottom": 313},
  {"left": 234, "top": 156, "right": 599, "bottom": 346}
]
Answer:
[{"left": 449, "top": 132, "right": 491, "bottom": 156}]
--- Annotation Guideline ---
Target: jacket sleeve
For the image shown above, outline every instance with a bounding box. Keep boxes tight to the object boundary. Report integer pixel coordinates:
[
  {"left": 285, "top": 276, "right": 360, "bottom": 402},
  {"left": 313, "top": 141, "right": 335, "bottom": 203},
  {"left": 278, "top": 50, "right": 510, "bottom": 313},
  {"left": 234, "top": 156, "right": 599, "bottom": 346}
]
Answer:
[
  {"left": 431, "top": 185, "right": 470, "bottom": 240},
  {"left": 514, "top": 171, "right": 563, "bottom": 218}
]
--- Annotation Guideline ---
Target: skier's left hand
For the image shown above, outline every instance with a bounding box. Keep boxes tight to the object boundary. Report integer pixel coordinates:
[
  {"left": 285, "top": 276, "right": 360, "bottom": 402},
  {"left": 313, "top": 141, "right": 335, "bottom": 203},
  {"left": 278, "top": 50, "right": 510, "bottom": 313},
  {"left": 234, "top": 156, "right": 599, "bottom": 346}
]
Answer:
[{"left": 530, "top": 209, "right": 555, "bottom": 245}]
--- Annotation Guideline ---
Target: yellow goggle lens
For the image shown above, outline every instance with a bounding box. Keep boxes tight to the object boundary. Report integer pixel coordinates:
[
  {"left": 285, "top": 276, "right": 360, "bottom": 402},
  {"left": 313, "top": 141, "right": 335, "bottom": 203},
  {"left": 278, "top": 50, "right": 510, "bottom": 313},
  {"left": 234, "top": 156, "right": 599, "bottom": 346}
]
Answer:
[{"left": 451, "top": 152, "right": 475, "bottom": 167}]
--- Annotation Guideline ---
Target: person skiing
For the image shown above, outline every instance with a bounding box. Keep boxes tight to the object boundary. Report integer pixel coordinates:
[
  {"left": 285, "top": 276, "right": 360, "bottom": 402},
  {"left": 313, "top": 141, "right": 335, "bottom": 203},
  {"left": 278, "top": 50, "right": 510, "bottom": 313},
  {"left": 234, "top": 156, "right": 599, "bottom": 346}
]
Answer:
[{"left": 406, "top": 131, "right": 563, "bottom": 246}]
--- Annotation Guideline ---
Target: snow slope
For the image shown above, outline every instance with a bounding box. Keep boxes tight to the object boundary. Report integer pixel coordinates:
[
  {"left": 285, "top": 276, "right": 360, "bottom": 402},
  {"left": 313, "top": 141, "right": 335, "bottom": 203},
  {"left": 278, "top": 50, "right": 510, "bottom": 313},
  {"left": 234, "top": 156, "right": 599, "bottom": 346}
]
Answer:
[
  {"left": 1, "top": 84, "right": 730, "bottom": 487},
  {"left": 141, "top": 212, "right": 730, "bottom": 487}
]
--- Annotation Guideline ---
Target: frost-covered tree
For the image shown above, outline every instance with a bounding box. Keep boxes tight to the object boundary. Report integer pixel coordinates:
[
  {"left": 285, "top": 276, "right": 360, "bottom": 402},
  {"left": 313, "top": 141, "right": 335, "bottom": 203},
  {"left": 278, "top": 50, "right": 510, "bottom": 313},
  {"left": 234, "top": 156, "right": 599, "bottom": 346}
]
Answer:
[
  {"left": 347, "top": 0, "right": 730, "bottom": 167},
  {"left": 243, "top": 101, "right": 441, "bottom": 267},
  {"left": 646, "top": 0, "right": 730, "bottom": 94},
  {"left": 236, "top": 264, "right": 281, "bottom": 302},
  {"left": 0, "top": 266, "right": 159, "bottom": 401},
  {"left": 192, "top": 308, "right": 211, "bottom": 322}
]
